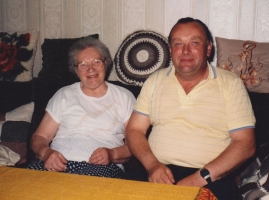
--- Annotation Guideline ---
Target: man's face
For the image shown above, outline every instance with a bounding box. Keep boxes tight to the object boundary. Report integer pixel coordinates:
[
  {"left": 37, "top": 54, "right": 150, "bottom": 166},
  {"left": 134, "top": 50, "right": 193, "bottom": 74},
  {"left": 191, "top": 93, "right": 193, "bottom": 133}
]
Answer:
[{"left": 169, "top": 22, "right": 212, "bottom": 79}]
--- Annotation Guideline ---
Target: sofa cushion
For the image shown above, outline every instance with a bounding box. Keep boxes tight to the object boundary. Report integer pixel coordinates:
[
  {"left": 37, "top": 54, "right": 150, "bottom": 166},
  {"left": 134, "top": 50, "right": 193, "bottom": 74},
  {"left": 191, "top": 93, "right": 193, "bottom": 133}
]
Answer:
[
  {"left": 0, "top": 31, "right": 38, "bottom": 81},
  {"left": 216, "top": 37, "right": 269, "bottom": 93},
  {"left": 0, "top": 102, "right": 34, "bottom": 166},
  {"left": 0, "top": 80, "right": 33, "bottom": 113},
  {"left": 111, "top": 30, "right": 171, "bottom": 86},
  {"left": 1, "top": 102, "right": 34, "bottom": 140},
  {"left": 0, "top": 144, "right": 21, "bottom": 166},
  {"left": 0, "top": 81, "right": 34, "bottom": 166},
  {"left": 248, "top": 92, "right": 269, "bottom": 148},
  {"left": 38, "top": 34, "right": 99, "bottom": 84},
  {"left": 238, "top": 141, "right": 269, "bottom": 199},
  {"left": 1, "top": 121, "right": 31, "bottom": 142}
]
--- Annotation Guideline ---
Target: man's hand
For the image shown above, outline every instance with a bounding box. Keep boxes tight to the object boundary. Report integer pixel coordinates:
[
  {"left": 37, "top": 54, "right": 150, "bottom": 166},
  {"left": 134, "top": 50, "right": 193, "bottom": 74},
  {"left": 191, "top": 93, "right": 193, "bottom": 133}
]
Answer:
[
  {"left": 89, "top": 147, "right": 113, "bottom": 165},
  {"left": 176, "top": 170, "right": 207, "bottom": 187},
  {"left": 42, "top": 148, "right": 67, "bottom": 172},
  {"left": 147, "top": 162, "right": 175, "bottom": 184}
]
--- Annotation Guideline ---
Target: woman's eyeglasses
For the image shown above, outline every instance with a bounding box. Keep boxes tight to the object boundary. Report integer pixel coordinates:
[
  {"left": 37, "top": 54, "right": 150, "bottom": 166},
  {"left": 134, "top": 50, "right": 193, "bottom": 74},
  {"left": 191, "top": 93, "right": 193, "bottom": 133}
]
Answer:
[{"left": 75, "top": 59, "right": 105, "bottom": 71}]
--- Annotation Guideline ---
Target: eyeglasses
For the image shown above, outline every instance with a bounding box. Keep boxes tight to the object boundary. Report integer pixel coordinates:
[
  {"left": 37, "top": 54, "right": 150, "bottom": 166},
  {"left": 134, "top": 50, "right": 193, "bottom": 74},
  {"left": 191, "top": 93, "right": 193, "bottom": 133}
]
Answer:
[{"left": 75, "top": 59, "right": 105, "bottom": 71}]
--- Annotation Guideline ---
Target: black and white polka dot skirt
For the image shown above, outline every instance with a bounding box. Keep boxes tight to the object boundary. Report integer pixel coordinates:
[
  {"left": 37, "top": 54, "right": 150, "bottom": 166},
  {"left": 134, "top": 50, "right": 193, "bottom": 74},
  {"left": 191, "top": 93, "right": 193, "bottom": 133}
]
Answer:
[{"left": 27, "top": 159, "right": 124, "bottom": 178}]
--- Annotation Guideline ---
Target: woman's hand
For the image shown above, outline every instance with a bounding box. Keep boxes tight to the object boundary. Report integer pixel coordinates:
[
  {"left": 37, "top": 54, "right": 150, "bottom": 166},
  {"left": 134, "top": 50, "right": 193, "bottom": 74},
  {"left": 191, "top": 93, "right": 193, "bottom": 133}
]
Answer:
[
  {"left": 42, "top": 147, "right": 67, "bottom": 172},
  {"left": 89, "top": 147, "right": 113, "bottom": 165}
]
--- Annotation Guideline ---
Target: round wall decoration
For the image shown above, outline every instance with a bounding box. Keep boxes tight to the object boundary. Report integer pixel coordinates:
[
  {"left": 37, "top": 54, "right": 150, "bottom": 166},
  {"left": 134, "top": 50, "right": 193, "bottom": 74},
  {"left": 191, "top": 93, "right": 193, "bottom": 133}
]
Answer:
[{"left": 114, "top": 30, "right": 171, "bottom": 86}]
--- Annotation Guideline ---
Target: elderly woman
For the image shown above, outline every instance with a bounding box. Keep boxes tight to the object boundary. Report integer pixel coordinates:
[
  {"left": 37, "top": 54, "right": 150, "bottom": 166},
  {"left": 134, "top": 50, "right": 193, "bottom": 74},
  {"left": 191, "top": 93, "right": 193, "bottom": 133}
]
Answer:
[{"left": 28, "top": 36, "right": 136, "bottom": 178}]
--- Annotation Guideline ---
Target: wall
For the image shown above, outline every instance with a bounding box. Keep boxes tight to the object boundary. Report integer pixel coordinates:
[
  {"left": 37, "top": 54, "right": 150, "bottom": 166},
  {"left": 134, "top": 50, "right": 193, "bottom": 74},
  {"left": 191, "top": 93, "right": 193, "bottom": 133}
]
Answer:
[{"left": 1, "top": 0, "right": 269, "bottom": 77}]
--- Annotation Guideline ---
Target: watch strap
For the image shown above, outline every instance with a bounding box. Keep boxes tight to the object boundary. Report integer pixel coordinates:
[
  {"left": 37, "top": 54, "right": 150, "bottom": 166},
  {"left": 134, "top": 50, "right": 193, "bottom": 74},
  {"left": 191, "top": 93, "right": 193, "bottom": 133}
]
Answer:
[{"left": 200, "top": 168, "right": 212, "bottom": 184}]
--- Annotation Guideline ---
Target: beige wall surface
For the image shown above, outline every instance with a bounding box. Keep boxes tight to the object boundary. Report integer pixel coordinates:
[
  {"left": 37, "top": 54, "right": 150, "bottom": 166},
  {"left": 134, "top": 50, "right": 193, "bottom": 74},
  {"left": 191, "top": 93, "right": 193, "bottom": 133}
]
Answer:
[{"left": 1, "top": 0, "right": 269, "bottom": 77}]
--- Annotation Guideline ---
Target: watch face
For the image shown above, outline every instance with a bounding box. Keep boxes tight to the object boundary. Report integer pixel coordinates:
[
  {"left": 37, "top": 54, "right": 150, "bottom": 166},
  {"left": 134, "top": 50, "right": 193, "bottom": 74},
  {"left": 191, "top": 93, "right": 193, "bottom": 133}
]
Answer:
[
  {"left": 200, "top": 168, "right": 212, "bottom": 183},
  {"left": 200, "top": 168, "right": 210, "bottom": 178}
]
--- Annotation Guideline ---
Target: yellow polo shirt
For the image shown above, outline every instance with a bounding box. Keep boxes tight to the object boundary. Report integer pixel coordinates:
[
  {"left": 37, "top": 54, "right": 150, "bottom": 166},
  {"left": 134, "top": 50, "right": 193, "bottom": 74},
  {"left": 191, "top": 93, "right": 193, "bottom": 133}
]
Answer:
[{"left": 135, "top": 64, "right": 255, "bottom": 168}]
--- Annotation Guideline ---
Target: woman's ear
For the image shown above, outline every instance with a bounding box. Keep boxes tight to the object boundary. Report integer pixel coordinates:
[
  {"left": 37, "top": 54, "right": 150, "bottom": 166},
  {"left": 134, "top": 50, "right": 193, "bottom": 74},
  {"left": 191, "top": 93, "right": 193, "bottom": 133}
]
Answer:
[{"left": 75, "top": 69, "right": 79, "bottom": 78}]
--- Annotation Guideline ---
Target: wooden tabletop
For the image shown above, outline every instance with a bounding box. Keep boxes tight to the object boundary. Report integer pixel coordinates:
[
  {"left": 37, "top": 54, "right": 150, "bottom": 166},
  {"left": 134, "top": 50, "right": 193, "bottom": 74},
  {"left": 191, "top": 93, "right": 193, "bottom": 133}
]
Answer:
[{"left": 0, "top": 166, "right": 216, "bottom": 200}]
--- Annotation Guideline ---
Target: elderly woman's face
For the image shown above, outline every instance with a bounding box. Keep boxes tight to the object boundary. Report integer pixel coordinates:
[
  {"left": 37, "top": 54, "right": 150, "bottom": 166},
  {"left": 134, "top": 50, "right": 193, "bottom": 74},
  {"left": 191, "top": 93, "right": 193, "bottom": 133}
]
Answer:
[{"left": 76, "top": 47, "right": 106, "bottom": 90}]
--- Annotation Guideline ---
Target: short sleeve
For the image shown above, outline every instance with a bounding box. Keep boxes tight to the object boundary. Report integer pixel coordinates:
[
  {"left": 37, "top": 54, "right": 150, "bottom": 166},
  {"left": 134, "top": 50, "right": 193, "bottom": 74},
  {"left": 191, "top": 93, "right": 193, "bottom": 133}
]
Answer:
[
  {"left": 225, "top": 77, "right": 256, "bottom": 132},
  {"left": 45, "top": 88, "right": 65, "bottom": 123}
]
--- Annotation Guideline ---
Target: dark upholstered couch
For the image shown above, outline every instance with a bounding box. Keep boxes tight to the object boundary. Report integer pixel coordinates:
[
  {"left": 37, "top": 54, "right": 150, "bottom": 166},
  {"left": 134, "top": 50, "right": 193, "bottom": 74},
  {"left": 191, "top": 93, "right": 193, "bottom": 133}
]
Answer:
[{"left": 2, "top": 75, "right": 269, "bottom": 180}]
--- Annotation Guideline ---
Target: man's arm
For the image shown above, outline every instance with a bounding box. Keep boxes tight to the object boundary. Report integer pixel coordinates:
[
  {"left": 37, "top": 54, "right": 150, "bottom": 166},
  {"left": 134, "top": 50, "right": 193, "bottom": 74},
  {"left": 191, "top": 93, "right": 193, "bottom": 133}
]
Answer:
[
  {"left": 177, "top": 128, "right": 256, "bottom": 187},
  {"left": 126, "top": 111, "right": 175, "bottom": 184}
]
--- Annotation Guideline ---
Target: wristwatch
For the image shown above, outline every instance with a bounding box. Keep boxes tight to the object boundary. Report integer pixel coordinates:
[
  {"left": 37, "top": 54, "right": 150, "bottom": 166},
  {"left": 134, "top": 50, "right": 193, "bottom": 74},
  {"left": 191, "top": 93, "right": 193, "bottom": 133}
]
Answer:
[{"left": 200, "top": 168, "right": 212, "bottom": 184}]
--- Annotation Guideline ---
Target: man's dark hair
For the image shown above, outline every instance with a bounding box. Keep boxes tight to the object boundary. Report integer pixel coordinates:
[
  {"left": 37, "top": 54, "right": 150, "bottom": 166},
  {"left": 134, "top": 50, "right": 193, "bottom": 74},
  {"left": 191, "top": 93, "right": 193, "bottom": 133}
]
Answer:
[{"left": 168, "top": 17, "right": 215, "bottom": 62}]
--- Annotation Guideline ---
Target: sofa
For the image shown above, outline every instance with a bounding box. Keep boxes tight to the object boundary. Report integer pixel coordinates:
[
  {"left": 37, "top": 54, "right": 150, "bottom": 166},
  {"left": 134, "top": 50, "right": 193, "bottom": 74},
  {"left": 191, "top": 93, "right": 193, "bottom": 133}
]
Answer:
[{"left": 1, "top": 30, "right": 269, "bottom": 199}]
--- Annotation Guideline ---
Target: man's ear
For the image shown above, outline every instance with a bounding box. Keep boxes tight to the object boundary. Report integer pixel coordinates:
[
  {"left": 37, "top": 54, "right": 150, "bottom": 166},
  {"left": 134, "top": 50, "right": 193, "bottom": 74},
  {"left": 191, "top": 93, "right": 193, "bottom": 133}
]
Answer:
[{"left": 207, "top": 41, "right": 213, "bottom": 57}]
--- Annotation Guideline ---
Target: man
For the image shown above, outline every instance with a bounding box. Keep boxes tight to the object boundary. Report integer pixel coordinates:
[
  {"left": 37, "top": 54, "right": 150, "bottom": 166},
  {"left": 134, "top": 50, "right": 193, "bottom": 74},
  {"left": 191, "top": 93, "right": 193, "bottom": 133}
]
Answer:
[{"left": 125, "top": 17, "right": 256, "bottom": 199}]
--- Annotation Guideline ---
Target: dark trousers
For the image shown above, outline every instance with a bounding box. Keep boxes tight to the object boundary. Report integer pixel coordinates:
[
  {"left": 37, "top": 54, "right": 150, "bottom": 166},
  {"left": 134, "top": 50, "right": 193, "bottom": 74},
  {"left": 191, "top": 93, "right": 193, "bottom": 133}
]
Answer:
[
  {"left": 122, "top": 159, "right": 242, "bottom": 200},
  {"left": 167, "top": 165, "right": 242, "bottom": 200}
]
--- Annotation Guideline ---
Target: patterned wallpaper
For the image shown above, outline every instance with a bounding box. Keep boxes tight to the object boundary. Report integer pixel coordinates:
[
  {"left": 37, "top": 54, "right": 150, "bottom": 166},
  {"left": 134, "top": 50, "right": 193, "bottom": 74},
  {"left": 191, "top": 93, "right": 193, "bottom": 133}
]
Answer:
[{"left": 1, "top": 0, "right": 269, "bottom": 77}]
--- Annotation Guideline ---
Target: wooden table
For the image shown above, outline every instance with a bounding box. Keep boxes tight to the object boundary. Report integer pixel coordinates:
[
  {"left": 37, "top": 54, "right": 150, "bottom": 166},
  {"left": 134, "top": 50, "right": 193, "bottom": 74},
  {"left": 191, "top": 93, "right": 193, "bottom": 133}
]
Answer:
[{"left": 0, "top": 166, "right": 216, "bottom": 200}]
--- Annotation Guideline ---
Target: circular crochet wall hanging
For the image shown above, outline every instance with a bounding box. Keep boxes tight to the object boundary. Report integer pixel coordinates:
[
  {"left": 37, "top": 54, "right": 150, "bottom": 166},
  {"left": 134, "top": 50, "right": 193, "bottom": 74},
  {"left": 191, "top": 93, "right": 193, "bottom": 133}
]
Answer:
[{"left": 114, "top": 30, "right": 171, "bottom": 86}]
